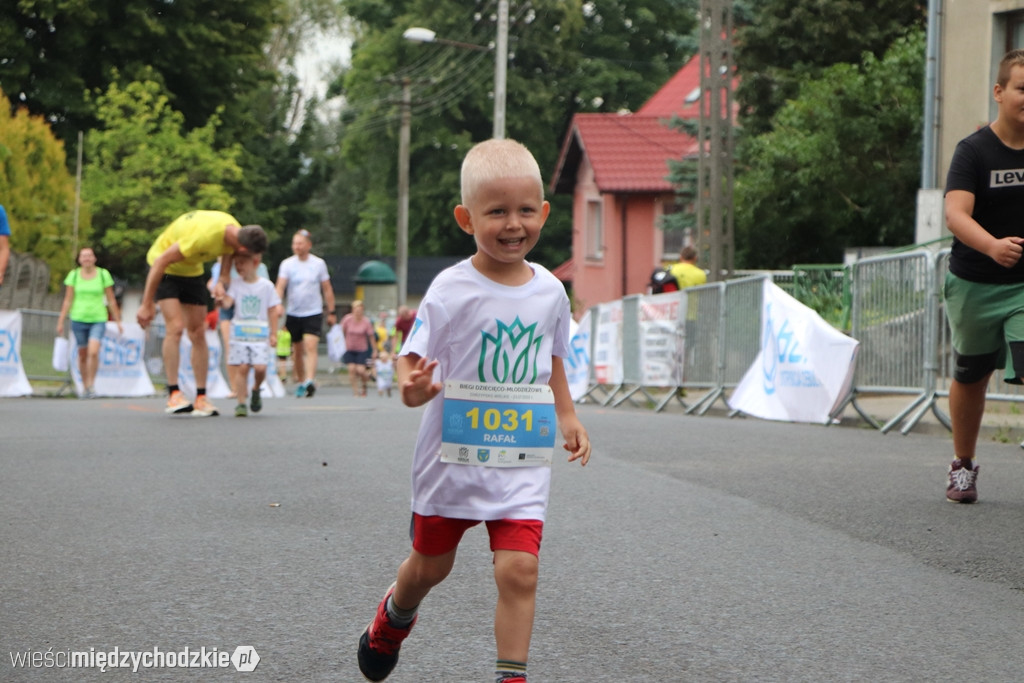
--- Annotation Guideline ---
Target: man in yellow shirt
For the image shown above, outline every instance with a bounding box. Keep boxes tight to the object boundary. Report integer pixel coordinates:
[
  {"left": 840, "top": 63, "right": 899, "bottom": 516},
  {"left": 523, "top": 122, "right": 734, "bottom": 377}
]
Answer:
[
  {"left": 137, "top": 211, "right": 267, "bottom": 416},
  {"left": 668, "top": 246, "right": 708, "bottom": 290}
]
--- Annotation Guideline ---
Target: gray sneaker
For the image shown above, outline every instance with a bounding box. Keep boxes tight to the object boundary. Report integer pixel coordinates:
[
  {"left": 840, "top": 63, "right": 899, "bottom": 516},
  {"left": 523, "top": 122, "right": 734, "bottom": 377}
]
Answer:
[{"left": 946, "top": 459, "right": 978, "bottom": 503}]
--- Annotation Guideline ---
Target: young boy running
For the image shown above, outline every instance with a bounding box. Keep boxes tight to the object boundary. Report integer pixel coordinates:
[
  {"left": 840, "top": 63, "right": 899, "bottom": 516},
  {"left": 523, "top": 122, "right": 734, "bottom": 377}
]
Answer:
[
  {"left": 222, "top": 252, "right": 281, "bottom": 417},
  {"left": 944, "top": 48, "right": 1024, "bottom": 502},
  {"left": 357, "top": 139, "right": 592, "bottom": 682}
]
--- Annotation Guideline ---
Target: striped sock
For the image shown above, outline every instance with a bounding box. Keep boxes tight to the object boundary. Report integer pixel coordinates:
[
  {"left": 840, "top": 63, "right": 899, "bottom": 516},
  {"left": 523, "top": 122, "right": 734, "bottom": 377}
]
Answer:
[
  {"left": 385, "top": 595, "right": 418, "bottom": 628},
  {"left": 495, "top": 660, "right": 527, "bottom": 682}
]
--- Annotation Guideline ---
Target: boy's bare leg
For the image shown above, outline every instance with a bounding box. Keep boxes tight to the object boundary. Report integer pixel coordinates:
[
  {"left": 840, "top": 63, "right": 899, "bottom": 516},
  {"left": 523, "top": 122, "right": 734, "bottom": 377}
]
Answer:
[
  {"left": 392, "top": 548, "right": 457, "bottom": 610},
  {"left": 253, "top": 364, "right": 267, "bottom": 390},
  {"left": 493, "top": 549, "right": 538, "bottom": 663},
  {"left": 231, "top": 364, "right": 248, "bottom": 403},
  {"left": 949, "top": 374, "right": 991, "bottom": 462}
]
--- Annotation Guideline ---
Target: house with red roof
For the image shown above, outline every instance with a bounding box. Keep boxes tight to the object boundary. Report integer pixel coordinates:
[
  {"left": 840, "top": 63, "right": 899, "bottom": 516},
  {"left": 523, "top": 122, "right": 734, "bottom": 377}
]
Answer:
[{"left": 549, "top": 54, "right": 712, "bottom": 312}]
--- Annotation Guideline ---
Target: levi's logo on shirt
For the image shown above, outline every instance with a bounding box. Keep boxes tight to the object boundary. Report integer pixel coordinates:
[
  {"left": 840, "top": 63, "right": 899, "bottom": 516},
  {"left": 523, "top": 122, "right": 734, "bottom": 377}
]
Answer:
[{"left": 990, "top": 169, "right": 1024, "bottom": 188}]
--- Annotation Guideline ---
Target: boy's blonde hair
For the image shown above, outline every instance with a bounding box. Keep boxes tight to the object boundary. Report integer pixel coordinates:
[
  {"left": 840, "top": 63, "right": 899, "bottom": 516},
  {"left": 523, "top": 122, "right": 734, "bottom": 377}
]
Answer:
[
  {"left": 998, "top": 49, "right": 1024, "bottom": 87},
  {"left": 460, "top": 138, "right": 544, "bottom": 205}
]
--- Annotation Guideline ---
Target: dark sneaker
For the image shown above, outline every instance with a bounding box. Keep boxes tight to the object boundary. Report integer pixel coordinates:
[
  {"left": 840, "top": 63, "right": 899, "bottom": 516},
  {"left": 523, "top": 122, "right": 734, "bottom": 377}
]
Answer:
[
  {"left": 305, "top": 381, "right": 316, "bottom": 398},
  {"left": 946, "top": 459, "right": 978, "bottom": 503},
  {"left": 358, "top": 584, "right": 415, "bottom": 682},
  {"left": 250, "top": 387, "right": 262, "bottom": 413}
]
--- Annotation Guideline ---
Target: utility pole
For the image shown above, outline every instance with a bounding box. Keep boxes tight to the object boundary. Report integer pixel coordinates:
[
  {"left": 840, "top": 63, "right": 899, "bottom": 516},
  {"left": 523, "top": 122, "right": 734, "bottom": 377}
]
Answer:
[
  {"left": 396, "top": 78, "right": 411, "bottom": 307},
  {"left": 493, "top": 0, "right": 509, "bottom": 139},
  {"left": 696, "top": 0, "right": 735, "bottom": 281}
]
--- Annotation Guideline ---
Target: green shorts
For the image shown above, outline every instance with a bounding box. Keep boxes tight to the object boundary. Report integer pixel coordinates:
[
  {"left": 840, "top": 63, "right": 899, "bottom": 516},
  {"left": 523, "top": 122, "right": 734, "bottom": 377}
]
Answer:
[{"left": 944, "top": 273, "right": 1024, "bottom": 384}]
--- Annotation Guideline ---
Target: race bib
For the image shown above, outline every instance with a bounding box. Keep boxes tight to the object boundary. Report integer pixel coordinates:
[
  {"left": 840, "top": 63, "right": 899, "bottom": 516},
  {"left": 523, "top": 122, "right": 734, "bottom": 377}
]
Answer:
[
  {"left": 231, "top": 320, "right": 270, "bottom": 343},
  {"left": 440, "top": 381, "right": 556, "bottom": 467}
]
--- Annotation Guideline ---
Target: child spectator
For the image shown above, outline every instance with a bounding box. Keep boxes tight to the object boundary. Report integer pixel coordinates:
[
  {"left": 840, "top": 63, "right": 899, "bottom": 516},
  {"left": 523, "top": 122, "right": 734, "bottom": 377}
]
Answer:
[
  {"left": 222, "top": 252, "right": 281, "bottom": 417},
  {"left": 374, "top": 350, "right": 395, "bottom": 398}
]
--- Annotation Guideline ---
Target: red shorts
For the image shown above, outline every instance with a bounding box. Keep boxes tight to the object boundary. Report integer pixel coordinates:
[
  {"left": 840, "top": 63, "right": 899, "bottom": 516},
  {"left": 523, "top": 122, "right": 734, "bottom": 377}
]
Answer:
[{"left": 410, "top": 514, "right": 543, "bottom": 557}]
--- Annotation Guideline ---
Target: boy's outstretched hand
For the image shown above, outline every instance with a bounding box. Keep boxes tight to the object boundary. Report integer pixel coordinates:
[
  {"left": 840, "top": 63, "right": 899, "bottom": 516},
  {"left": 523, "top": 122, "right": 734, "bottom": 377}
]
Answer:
[
  {"left": 400, "top": 355, "right": 443, "bottom": 407},
  {"left": 560, "top": 416, "right": 591, "bottom": 466}
]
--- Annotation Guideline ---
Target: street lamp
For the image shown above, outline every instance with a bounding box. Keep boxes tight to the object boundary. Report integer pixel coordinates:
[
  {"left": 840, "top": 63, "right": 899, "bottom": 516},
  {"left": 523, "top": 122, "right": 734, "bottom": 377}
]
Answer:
[
  {"left": 402, "top": 0, "right": 509, "bottom": 139},
  {"left": 394, "top": 3, "right": 509, "bottom": 306}
]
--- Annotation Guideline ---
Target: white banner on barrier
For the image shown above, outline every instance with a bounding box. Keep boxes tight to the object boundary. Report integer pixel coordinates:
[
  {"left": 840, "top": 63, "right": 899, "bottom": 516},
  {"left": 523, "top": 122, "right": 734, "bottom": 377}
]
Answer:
[
  {"left": 593, "top": 300, "right": 623, "bottom": 385},
  {"left": 70, "top": 322, "right": 156, "bottom": 397},
  {"left": 565, "top": 310, "right": 591, "bottom": 401},
  {"left": 639, "top": 292, "right": 686, "bottom": 387},
  {"left": 0, "top": 310, "right": 33, "bottom": 397},
  {"left": 179, "top": 330, "right": 284, "bottom": 399},
  {"left": 728, "top": 280, "right": 858, "bottom": 424}
]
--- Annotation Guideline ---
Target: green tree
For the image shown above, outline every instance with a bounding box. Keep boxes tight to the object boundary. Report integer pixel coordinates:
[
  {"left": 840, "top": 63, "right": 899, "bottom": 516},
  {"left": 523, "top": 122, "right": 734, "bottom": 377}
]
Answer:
[
  {"left": 734, "top": 30, "right": 925, "bottom": 268},
  {"left": 0, "top": 0, "right": 279, "bottom": 153},
  {"left": 326, "top": 0, "right": 696, "bottom": 268},
  {"left": 83, "top": 75, "right": 242, "bottom": 280},
  {"left": 0, "top": 88, "right": 84, "bottom": 289},
  {"left": 734, "top": 0, "right": 925, "bottom": 136}
]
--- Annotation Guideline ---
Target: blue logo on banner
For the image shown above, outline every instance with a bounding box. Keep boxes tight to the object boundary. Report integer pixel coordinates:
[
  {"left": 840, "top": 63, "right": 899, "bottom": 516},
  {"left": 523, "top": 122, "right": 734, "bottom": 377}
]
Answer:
[{"left": 0, "top": 329, "right": 20, "bottom": 363}]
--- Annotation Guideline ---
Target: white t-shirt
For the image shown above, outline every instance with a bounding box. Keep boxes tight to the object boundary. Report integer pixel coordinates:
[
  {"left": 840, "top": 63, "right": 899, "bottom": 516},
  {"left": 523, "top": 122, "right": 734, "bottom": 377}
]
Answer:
[
  {"left": 278, "top": 254, "right": 330, "bottom": 317},
  {"left": 227, "top": 277, "right": 281, "bottom": 341},
  {"left": 400, "top": 259, "right": 571, "bottom": 522}
]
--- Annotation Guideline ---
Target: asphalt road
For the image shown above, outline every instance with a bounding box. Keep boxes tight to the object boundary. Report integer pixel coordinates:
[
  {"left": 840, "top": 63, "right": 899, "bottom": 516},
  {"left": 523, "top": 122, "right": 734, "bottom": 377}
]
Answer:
[{"left": 2, "top": 388, "right": 1024, "bottom": 682}]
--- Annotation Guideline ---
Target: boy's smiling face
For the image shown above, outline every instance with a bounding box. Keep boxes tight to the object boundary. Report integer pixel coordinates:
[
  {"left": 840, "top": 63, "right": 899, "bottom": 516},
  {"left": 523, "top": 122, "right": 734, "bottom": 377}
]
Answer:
[{"left": 454, "top": 174, "right": 550, "bottom": 279}]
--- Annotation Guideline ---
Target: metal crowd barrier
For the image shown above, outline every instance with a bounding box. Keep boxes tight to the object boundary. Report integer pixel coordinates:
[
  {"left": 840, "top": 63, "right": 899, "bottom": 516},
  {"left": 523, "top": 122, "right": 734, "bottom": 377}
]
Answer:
[
  {"left": 579, "top": 248, "right": 1024, "bottom": 436},
  {"left": 17, "top": 308, "right": 72, "bottom": 393},
  {"left": 839, "top": 250, "right": 939, "bottom": 433},
  {"left": 584, "top": 275, "right": 767, "bottom": 416}
]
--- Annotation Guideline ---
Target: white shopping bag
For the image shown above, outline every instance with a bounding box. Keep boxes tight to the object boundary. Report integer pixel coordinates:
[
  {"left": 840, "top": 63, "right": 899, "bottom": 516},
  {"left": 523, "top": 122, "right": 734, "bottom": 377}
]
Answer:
[
  {"left": 52, "top": 336, "right": 70, "bottom": 372},
  {"left": 326, "top": 323, "right": 346, "bottom": 362}
]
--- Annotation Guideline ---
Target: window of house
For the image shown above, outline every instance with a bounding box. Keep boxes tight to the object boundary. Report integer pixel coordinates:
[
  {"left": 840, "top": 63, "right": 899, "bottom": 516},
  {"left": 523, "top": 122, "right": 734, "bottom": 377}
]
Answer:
[
  {"left": 991, "top": 10, "right": 1024, "bottom": 121},
  {"left": 659, "top": 201, "right": 689, "bottom": 261},
  {"left": 1006, "top": 11, "right": 1024, "bottom": 52},
  {"left": 585, "top": 199, "right": 603, "bottom": 260}
]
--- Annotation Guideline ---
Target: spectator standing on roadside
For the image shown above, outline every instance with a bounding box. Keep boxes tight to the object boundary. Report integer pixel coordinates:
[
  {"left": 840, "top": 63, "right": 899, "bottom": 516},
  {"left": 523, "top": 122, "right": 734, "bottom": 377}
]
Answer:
[
  {"left": 275, "top": 229, "right": 336, "bottom": 398},
  {"left": 393, "top": 305, "right": 417, "bottom": 352},
  {"left": 668, "top": 245, "right": 707, "bottom": 290},
  {"left": 56, "top": 247, "right": 123, "bottom": 398},
  {"left": 0, "top": 204, "right": 11, "bottom": 288},
  {"left": 340, "top": 299, "right": 376, "bottom": 397}
]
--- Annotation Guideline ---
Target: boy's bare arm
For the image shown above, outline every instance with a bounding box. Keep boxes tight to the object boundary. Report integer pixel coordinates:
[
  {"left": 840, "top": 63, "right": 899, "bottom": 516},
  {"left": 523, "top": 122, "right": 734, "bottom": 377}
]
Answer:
[
  {"left": 398, "top": 353, "right": 442, "bottom": 408},
  {"left": 549, "top": 356, "right": 591, "bottom": 466},
  {"left": 946, "top": 189, "right": 1024, "bottom": 268},
  {"left": 268, "top": 304, "right": 281, "bottom": 346}
]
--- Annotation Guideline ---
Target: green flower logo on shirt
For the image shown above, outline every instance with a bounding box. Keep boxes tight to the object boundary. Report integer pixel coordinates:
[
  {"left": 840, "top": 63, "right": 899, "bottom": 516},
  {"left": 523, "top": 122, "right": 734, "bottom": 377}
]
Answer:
[
  {"left": 478, "top": 317, "right": 542, "bottom": 384},
  {"left": 239, "top": 294, "right": 262, "bottom": 320}
]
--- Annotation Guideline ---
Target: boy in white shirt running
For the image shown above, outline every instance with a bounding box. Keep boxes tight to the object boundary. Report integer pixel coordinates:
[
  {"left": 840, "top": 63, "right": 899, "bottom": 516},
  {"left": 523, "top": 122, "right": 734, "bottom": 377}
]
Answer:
[
  {"left": 357, "top": 139, "right": 591, "bottom": 683},
  {"left": 222, "top": 252, "right": 281, "bottom": 417}
]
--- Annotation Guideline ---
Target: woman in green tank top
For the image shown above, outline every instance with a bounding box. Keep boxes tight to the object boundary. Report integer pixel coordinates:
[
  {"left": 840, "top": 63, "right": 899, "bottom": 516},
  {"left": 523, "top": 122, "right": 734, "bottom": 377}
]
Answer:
[{"left": 56, "top": 247, "right": 123, "bottom": 398}]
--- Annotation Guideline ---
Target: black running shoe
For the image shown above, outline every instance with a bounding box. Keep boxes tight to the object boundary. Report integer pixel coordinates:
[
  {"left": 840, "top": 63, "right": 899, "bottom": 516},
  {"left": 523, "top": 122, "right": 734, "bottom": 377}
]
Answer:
[{"left": 358, "top": 584, "right": 415, "bottom": 681}]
